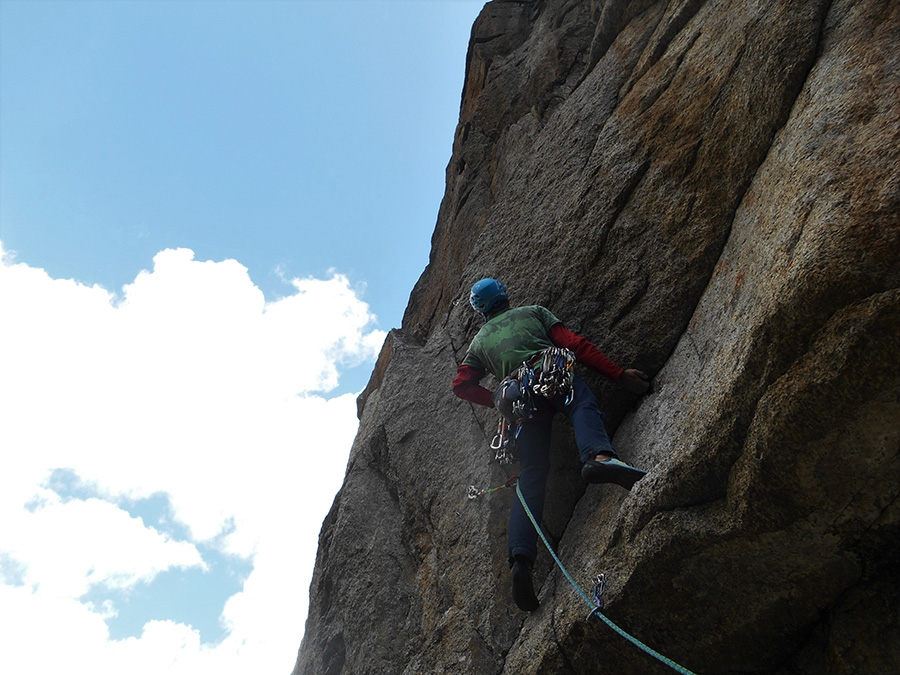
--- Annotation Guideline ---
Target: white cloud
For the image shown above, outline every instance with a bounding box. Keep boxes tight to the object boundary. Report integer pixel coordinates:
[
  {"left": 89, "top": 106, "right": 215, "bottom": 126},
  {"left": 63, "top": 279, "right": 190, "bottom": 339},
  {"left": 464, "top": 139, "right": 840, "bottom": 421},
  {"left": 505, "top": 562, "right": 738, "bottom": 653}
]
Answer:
[
  {"left": 7, "top": 493, "right": 204, "bottom": 598},
  {"left": 0, "top": 243, "right": 385, "bottom": 674}
]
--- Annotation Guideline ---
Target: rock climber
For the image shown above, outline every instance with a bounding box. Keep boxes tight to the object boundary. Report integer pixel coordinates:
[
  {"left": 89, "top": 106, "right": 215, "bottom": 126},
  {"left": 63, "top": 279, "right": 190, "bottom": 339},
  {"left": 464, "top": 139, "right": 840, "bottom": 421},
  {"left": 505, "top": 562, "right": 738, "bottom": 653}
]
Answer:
[{"left": 452, "top": 278, "right": 651, "bottom": 612}]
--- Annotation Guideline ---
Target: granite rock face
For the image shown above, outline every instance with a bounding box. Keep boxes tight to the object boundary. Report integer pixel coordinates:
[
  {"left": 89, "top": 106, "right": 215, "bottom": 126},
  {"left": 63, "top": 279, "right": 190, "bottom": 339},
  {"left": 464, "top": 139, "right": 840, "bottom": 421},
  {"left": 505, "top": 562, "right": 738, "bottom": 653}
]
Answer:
[{"left": 295, "top": 1, "right": 899, "bottom": 673}]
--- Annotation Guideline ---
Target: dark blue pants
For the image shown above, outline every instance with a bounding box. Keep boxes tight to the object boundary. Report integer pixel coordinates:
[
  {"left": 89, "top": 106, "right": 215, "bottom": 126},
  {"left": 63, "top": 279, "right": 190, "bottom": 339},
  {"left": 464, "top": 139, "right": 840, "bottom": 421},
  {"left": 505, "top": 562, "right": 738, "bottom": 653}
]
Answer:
[{"left": 508, "top": 375, "right": 616, "bottom": 563}]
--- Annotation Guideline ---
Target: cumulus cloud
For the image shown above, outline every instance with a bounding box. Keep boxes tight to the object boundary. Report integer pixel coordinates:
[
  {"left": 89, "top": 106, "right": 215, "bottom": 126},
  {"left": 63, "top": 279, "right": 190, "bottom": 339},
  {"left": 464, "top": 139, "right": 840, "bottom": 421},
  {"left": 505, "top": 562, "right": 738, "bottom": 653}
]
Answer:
[{"left": 0, "top": 243, "right": 385, "bottom": 674}]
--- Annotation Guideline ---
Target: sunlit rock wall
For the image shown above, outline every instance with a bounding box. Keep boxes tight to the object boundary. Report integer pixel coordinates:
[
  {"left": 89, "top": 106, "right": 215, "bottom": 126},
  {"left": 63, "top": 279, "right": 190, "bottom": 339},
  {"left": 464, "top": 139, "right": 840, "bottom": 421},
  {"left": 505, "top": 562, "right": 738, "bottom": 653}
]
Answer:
[{"left": 295, "top": 1, "right": 899, "bottom": 673}]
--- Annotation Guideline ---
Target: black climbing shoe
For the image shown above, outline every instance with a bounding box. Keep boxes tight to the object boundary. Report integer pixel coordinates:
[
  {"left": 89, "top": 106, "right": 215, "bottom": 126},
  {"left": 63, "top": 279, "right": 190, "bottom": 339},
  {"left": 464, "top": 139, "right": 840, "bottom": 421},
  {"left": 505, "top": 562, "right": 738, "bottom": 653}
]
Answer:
[
  {"left": 511, "top": 557, "right": 539, "bottom": 612},
  {"left": 581, "top": 457, "right": 646, "bottom": 490}
]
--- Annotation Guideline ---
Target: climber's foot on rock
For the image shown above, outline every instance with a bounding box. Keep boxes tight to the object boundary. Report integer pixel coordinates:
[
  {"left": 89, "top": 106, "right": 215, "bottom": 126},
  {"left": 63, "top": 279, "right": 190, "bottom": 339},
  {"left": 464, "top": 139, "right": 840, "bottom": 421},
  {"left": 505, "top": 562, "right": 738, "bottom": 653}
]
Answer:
[{"left": 581, "top": 456, "right": 646, "bottom": 490}]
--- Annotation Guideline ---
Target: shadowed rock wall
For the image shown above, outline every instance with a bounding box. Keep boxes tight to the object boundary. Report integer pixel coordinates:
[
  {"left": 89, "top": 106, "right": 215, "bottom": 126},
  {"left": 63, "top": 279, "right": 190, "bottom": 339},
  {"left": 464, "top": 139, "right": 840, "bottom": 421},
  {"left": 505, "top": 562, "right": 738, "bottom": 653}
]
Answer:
[{"left": 295, "top": 1, "right": 899, "bottom": 673}]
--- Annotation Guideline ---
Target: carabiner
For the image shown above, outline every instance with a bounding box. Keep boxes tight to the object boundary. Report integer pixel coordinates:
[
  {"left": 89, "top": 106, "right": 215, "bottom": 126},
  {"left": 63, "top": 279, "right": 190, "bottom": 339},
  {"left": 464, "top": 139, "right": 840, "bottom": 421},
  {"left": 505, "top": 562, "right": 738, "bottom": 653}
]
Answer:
[
  {"left": 491, "top": 417, "right": 507, "bottom": 450},
  {"left": 592, "top": 573, "right": 606, "bottom": 609}
]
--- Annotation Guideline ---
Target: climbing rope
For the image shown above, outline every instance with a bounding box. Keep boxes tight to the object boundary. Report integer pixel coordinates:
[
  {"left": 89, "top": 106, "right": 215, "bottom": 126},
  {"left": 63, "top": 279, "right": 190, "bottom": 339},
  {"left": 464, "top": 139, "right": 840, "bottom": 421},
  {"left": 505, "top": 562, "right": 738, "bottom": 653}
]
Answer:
[{"left": 515, "top": 481, "right": 697, "bottom": 675}]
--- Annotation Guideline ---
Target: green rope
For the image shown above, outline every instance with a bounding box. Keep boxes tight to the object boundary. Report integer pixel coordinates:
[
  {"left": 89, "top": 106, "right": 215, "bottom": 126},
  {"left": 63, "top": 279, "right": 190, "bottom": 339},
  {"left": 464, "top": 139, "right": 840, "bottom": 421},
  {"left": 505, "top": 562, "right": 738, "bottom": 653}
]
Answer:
[{"left": 515, "top": 481, "right": 697, "bottom": 675}]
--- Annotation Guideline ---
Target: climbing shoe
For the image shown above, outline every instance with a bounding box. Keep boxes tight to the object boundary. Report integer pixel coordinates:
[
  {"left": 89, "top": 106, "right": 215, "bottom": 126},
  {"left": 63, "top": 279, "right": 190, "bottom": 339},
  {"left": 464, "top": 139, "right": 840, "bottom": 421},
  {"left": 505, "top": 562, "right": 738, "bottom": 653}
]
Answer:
[
  {"left": 511, "top": 556, "right": 539, "bottom": 612},
  {"left": 581, "top": 457, "right": 646, "bottom": 490}
]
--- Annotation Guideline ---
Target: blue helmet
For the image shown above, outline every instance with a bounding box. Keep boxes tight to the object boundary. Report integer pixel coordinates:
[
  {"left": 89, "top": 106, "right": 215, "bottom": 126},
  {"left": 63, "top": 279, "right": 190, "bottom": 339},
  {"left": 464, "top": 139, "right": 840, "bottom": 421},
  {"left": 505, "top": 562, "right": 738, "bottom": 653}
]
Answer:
[{"left": 469, "top": 278, "right": 509, "bottom": 317}]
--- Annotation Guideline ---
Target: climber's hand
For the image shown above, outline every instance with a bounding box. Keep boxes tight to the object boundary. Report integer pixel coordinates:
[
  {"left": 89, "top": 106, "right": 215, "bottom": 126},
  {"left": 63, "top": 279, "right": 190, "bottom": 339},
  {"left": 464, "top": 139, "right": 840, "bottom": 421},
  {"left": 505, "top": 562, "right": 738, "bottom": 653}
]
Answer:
[{"left": 619, "top": 369, "right": 651, "bottom": 395}]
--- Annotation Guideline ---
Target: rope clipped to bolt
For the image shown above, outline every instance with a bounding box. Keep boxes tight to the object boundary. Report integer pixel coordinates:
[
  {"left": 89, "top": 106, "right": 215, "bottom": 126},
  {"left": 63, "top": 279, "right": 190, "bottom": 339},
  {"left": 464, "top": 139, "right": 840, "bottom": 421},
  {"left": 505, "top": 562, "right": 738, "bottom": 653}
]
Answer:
[
  {"left": 467, "top": 474, "right": 519, "bottom": 500},
  {"left": 514, "top": 481, "right": 697, "bottom": 675}
]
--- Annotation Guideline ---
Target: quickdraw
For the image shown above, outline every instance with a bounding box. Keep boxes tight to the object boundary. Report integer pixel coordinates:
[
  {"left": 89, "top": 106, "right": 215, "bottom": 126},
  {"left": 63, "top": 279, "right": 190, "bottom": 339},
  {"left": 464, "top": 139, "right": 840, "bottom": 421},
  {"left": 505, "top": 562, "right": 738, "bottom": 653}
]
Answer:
[
  {"left": 490, "top": 346, "right": 576, "bottom": 463},
  {"left": 506, "top": 346, "right": 577, "bottom": 419},
  {"left": 533, "top": 346, "right": 576, "bottom": 403},
  {"left": 588, "top": 573, "right": 607, "bottom": 619},
  {"left": 515, "top": 481, "right": 698, "bottom": 675},
  {"left": 467, "top": 474, "right": 519, "bottom": 500},
  {"left": 491, "top": 416, "right": 520, "bottom": 465}
]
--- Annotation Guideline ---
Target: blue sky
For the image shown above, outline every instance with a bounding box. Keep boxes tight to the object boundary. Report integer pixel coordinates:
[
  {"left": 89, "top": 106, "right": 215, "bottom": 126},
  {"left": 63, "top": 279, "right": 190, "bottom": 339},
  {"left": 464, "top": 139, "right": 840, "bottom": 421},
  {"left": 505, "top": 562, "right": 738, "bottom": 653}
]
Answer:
[
  {"left": 1, "top": 0, "right": 479, "bottom": 389},
  {"left": 0, "top": 1, "right": 484, "bottom": 673}
]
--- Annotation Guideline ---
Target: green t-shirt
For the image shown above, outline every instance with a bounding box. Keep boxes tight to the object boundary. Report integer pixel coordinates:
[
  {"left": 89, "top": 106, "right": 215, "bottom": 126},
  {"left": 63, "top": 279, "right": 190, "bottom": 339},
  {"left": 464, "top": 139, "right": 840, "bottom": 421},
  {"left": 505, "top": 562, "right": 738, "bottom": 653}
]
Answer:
[{"left": 462, "top": 305, "right": 561, "bottom": 380}]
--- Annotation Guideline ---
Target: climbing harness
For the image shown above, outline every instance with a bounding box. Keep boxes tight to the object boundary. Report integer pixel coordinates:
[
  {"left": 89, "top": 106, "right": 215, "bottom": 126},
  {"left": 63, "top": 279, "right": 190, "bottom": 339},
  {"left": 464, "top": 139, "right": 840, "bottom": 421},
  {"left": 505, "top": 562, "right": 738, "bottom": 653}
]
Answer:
[
  {"left": 493, "top": 346, "right": 577, "bottom": 423},
  {"left": 488, "top": 346, "right": 577, "bottom": 465},
  {"left": 467, "top": 474, "right": 519, "bottom": 500},
  {"left": 492, "top": 377, "right": 532, "bottom": 422},
  {"left": 515, "top": 481, "right": 698, "bottom": 675},
  {"left": 533, "top": 346, "right": 576, "bottom": 402}
]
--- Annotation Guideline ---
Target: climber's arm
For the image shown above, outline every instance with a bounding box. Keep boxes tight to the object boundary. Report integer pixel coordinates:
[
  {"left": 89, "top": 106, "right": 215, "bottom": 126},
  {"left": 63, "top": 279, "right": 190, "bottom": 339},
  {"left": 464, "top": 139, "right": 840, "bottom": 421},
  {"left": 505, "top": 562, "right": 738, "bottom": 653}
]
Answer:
[
  {"left": 548, "top": 324, "right": 650, "bottom": 394},
  {"left": 452, "top": 365, "right": 494, "bottom": 407}
]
